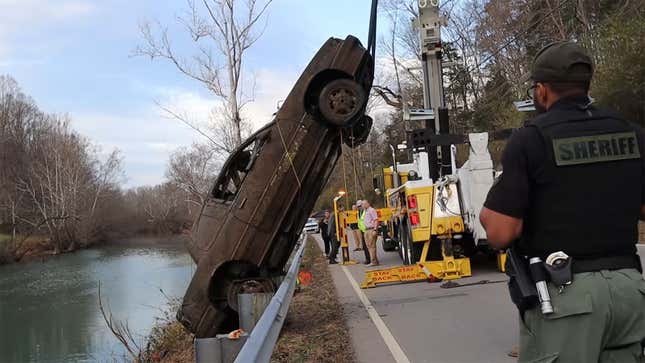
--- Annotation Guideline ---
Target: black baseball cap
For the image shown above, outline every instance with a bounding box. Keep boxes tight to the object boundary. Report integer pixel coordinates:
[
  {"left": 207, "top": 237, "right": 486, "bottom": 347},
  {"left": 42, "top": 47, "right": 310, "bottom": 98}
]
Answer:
[{"left": 530, "top": 41, "right": 593, "bottom": 83}]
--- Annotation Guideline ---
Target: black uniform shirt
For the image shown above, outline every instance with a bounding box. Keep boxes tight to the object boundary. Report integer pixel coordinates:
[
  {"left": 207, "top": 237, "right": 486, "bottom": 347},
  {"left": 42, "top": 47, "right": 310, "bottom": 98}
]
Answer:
[{"left": 484, "top": 95, "right": 645, "bottom": 258}]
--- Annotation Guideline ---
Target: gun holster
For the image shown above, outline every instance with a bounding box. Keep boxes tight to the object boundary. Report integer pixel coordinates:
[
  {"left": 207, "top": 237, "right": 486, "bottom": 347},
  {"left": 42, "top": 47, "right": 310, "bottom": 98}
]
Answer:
[{"left": 506, "top": 246, "right": 539, "bottom": 314}]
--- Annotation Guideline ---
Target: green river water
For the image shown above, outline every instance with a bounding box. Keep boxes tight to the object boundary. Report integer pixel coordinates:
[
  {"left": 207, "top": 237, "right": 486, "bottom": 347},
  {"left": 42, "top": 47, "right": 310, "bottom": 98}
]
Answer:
[{"left": 0, "top": 238, "right": 193, "bottom": 363}]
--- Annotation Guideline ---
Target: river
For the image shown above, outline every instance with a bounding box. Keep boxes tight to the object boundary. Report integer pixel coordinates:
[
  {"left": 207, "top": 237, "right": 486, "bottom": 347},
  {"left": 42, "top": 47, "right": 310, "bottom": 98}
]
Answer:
[{"left": 0, "top": 237, "right": 194, "bottom": 363}]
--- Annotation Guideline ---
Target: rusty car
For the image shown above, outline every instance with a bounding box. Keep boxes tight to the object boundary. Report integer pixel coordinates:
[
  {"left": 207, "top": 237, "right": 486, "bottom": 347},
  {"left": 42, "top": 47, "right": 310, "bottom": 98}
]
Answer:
[{"left": 178, "top": 35, "right": 374, "bottom": 337}]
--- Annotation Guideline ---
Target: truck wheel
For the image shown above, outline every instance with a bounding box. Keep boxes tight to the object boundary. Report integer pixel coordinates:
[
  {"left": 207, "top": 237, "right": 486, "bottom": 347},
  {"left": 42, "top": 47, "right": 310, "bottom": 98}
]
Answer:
[
  {"left": 382, "top": 238, "right": 396, "bottom": 252},
  {"left": 401, "top": 221, "right": 412, "bottom": 265},
  {"left": 406, "top": 220, "right": 423, "bottom": 263},
  {"left": 318, "top": 79, "right": 365, "bottom": 127}
]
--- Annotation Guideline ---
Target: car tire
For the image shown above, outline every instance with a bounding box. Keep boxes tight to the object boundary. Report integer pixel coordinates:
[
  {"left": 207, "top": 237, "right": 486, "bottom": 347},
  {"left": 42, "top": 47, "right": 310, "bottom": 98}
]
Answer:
[{"left": 318, "top": 79, "right": 366, "bottom": 127}]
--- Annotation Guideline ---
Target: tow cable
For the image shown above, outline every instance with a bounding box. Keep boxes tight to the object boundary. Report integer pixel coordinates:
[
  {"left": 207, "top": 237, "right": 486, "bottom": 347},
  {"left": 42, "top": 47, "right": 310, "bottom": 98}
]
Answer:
[
  {"left": 367, "top": 0, "right": 378, "bottom": 59},
  {"left": 440, "top": 279, "right": 508, "bottom": 289}
]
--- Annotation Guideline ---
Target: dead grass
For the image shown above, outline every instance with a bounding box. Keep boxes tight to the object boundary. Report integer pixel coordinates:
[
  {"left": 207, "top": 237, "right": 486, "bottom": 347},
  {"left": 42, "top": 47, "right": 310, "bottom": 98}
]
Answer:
[
  {"left": 271, "top": 237, "right": 355, "bottom": 363},
  {"left": 0, "top": 234, "right": 51, "bottom": 264},
  {"left": 138, "top": 299, "right": 194, "bottom": 363},
  {"left": 144, "top": 319, "right": 194, "bottom": 363}
]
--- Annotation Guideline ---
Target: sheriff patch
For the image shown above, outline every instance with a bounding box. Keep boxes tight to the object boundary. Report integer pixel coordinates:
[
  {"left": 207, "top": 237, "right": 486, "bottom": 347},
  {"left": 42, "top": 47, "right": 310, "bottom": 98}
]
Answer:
[{"left": 553, "top": 131, "right": 641, "bottom": 166}]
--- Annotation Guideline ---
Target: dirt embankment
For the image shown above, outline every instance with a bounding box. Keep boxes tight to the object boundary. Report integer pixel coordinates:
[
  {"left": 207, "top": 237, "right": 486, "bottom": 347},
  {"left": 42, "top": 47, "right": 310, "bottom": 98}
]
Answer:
[{"left": 270, "top": 237, "right": 355, "bottom": 363}]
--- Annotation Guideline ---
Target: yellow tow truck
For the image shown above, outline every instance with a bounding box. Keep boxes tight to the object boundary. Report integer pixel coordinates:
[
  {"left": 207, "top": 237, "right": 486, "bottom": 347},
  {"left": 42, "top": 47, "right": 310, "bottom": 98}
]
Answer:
[
  {"left": 362, "top": 159, "right": 473, "bottom": 288},
  {"left": 361, "top": 0, "right": 506, "bottom": 289}
]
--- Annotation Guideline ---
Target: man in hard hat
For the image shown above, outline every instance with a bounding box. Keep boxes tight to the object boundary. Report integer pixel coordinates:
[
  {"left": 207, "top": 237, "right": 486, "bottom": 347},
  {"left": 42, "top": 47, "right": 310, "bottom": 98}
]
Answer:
[{"left": 481, "top": 41, "right": 645, "bottom": 362}]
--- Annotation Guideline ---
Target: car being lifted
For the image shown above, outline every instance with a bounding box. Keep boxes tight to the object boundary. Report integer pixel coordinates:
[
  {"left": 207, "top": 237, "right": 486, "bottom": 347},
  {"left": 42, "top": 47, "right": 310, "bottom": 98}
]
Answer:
[{"left": 178, "top": 35, "right": 374, "bottom": 338}]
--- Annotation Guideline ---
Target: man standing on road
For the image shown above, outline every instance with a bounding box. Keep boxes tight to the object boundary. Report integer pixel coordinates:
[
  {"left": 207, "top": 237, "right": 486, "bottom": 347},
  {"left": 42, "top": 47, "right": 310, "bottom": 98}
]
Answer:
[
  {"left": 319, "top": 210, "right": 331, "bottom": 257},
  {"left": 362, "top": 199, "right": 380, "bottom": 266},
  {"left": 327, "top": 206, "right": 343, "bottom": 264},
  {"left": 350, "top": 202, "right": 364, "bottom": 251},
  {"left": 480, "top": 41, "right": 645, "bottom": 362},
  {"left": 356, "top": 201, "right": 371, "bottom": 265}
]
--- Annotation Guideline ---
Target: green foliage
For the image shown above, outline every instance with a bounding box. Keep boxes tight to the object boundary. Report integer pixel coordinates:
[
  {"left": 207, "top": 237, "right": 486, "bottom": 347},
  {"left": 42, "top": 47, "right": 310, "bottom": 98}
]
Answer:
[
  {"left": 591, "top": 14, "right": 645, "bottom": 126},
  {"left": 470, "top": 71, "right": 525, "bottom": 131}
]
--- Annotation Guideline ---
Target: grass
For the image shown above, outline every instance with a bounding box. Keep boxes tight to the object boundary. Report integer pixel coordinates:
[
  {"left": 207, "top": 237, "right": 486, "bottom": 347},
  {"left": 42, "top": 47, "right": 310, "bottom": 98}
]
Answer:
[
  {"left": 270, "top": 237, "right": 356, "bottom": 363},
  {"left": 140, "top": 299, "right": 194, "bottom": 363}
]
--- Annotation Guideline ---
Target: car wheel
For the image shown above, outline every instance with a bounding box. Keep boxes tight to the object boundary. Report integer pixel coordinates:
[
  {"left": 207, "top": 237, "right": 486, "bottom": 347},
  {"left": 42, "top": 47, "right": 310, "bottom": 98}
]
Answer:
[{"left": 318, "top": 79, "right": 366, "bottom": 127}]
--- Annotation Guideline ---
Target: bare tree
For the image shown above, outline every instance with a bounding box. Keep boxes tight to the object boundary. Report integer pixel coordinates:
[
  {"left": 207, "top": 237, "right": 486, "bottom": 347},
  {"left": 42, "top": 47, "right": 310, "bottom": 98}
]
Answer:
[
  {"left": 135, "top": 0, "right": 273, "bottom": 153},
  {"left": 0, "top": 81, "right": 123, "bottom": 258},
  {"left": 166, "top": 142, "right": 220, "bottom": 208}
]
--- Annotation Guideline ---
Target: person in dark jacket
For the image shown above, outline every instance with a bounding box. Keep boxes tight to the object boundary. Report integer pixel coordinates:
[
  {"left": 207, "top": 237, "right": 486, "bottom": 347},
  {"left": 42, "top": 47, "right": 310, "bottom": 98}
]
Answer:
[
  {"left": 327, "top": 207, "right": 343, "bottom": 264},
  {"left": 481, "top": 41, "right": 645, "bottom": 362},
  {"left": 318, "top": 210, "right": 331, "bottom": 257}
]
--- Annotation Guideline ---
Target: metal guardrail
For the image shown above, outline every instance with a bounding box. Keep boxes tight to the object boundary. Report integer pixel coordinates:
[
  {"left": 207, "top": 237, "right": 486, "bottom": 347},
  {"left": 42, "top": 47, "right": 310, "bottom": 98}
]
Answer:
[{"left": 233, "top": 234, "right": 307, "bottom": 363}]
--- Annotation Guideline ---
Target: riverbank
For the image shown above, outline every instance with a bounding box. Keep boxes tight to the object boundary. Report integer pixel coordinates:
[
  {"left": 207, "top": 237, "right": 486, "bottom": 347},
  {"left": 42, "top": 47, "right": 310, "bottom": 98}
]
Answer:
[
  {"left": 0, "top": 234, "right": 55, "bottom": 265},
  {"left": 0, "top": 234, "right": 187, "bottom": 265}
]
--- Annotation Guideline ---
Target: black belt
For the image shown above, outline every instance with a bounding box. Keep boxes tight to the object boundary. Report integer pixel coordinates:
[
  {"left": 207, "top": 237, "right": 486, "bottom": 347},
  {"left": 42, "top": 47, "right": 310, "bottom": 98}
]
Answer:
[{"left": 572, "top": 254, "right": 642, "bottom": 273}]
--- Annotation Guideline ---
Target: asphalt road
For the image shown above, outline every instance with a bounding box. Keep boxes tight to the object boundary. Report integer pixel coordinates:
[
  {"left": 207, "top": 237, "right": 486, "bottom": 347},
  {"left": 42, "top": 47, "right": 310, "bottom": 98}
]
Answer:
[{"left": 313, "top": 233, "right": 645, "bottom": 363}]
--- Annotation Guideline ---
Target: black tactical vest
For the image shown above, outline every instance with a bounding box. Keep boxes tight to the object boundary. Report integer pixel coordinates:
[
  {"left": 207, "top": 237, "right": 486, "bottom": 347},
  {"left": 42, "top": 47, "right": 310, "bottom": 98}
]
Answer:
[{"left": 519, "top": 98, "right": 644, "bottom": 260}]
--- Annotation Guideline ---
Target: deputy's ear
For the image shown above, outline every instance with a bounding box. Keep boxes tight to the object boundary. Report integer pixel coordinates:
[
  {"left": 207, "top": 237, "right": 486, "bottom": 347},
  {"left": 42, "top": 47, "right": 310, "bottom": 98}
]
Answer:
[{"left": 536, "top": 82, "right": 546, "bottom": 98}]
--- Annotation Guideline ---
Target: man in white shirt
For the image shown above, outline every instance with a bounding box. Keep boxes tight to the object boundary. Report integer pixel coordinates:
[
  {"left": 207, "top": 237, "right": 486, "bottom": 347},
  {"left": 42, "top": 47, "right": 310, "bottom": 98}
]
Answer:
[{"left": 361, "top": 199, "right": 379, "bottom": 266}]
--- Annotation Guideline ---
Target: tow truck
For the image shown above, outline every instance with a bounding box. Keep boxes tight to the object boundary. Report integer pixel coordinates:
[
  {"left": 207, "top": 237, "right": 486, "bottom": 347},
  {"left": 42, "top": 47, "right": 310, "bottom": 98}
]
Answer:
[{"left": 361, "top": 0, "right": 507, "bottom": 288}]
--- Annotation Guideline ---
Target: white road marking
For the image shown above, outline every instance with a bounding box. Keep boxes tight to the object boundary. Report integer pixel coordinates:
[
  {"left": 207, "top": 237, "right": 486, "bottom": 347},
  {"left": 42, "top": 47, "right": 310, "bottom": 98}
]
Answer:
[{"left": 341, "top": 265, "right": 412, "bottom": 363}]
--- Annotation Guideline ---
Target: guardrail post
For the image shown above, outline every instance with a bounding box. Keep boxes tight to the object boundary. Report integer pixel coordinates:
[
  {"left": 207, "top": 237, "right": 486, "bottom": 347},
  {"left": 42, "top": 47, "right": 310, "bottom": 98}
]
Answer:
[
  {"left": 238, "top": 293, "right": 274, "bottom": 332},
  {"left": 234, "top": 238, "right": 307, "bottom": 363},
  {"left": 195, "top": 333, "right": 248, "bottom": 363}
]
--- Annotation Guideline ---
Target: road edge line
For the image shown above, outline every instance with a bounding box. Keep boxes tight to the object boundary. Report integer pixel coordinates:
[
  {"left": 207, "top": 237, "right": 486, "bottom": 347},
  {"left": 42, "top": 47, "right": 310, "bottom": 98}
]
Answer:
[{"left": 340, "top": 265, "right": 411, "bottom": 363}]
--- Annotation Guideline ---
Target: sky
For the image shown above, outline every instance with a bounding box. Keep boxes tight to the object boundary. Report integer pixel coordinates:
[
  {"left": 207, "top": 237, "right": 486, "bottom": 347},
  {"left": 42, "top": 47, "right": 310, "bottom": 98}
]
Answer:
[{"left": 0, "top": 0, "right": 384, "bottom": 187}]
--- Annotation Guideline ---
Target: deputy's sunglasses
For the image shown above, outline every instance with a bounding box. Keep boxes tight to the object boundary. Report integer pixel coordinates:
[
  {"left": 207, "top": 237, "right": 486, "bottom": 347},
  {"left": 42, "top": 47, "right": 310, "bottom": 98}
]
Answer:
[{"left": 526, "top": 84, "right": 538, "bottom": 100}]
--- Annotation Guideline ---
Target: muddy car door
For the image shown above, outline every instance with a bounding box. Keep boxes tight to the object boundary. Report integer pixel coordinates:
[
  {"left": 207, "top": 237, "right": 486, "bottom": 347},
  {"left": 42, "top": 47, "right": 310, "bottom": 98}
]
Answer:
[{"left": 186, "top": 124, "right": 272, "bottom": 263}]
